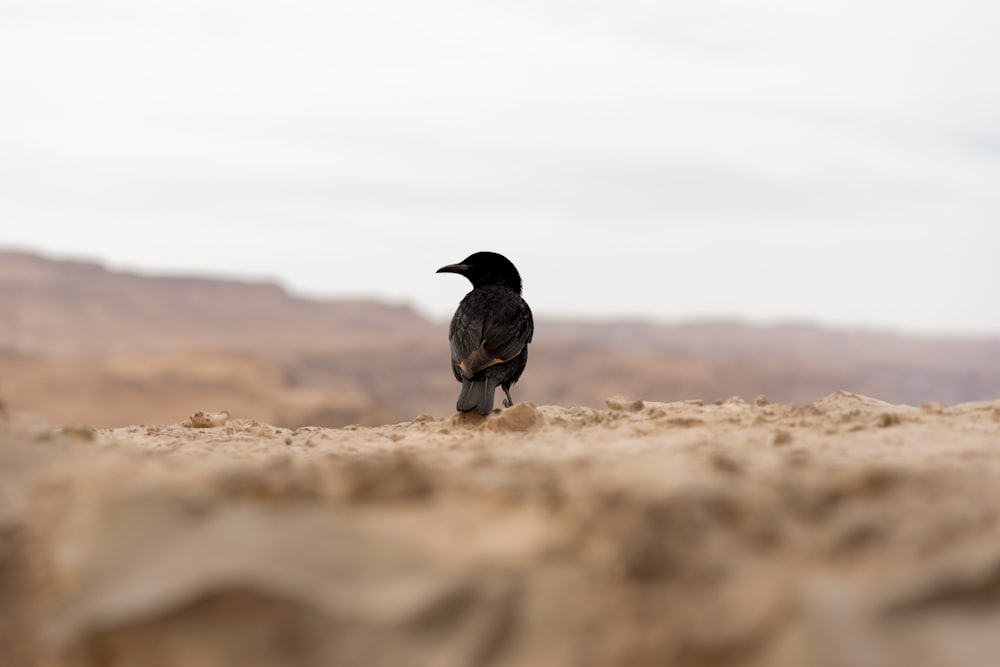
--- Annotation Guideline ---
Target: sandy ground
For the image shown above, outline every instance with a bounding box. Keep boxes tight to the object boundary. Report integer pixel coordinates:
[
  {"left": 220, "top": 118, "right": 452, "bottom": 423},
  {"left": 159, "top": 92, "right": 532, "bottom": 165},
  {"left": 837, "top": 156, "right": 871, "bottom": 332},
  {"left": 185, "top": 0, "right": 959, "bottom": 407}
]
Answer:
[{"left": 3, "top": 392, "right": 1000, "bottom": 667}]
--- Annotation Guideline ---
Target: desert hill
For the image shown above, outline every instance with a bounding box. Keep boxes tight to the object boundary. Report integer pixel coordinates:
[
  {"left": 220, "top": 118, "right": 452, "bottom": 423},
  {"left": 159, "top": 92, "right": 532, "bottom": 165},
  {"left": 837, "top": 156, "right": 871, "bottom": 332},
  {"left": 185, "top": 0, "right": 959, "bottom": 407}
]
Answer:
[
  {"left": 1, "top": 249, "right": 998, "bottom": 427},
  {"left": 0, "top": 249, "right": 434, "bottom": 354}
]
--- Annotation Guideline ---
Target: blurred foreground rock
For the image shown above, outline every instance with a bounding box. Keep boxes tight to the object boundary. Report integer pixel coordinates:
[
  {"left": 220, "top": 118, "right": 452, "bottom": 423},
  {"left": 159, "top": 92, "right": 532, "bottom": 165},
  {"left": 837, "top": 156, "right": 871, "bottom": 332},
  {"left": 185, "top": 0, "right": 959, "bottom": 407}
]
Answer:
[{"left": 3, "top": 393, "right": 1000, "bottom": 666}]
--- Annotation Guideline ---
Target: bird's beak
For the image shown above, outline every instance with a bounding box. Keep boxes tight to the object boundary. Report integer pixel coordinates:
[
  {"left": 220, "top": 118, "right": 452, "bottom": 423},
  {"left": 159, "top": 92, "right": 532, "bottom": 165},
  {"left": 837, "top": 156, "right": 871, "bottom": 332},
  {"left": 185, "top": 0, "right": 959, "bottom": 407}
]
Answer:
[{"left": 436, "top": 263, "right": 470, "bottom": 275}]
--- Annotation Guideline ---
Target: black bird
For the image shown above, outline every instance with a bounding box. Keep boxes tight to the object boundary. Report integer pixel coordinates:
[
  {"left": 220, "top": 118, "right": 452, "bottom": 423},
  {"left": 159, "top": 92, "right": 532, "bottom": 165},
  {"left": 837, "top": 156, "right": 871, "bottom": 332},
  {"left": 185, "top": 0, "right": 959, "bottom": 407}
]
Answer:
[{"left": 436, "top": 251, "right": 534, "bottom": 415}]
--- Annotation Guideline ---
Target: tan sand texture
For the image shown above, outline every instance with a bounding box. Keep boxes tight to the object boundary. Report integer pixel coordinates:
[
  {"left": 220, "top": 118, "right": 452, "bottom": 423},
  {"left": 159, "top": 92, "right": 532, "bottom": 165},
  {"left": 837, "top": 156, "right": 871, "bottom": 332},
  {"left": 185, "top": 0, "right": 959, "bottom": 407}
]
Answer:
[{"left": 4, "top": 392, "right": 1000, "bottom": 667}]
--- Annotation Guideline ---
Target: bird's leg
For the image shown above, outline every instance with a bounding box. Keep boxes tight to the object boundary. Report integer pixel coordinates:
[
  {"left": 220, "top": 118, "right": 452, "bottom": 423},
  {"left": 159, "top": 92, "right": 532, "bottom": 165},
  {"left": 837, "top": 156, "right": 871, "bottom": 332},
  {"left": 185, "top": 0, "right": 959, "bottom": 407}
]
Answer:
[{"left": 502, "top": 386, "right": 514, "bottom": 408}]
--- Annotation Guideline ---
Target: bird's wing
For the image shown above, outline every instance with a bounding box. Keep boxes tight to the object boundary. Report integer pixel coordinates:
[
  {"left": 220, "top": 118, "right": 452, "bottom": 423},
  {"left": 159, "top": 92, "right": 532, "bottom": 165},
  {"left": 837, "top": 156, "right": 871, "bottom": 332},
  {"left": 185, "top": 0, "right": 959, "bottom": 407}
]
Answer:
[
  {"left": 454, "top": 296, "right": 533, "bottom": 379},
  {"left": 449, "top": 302, "right": 483, "bottom": 367}
]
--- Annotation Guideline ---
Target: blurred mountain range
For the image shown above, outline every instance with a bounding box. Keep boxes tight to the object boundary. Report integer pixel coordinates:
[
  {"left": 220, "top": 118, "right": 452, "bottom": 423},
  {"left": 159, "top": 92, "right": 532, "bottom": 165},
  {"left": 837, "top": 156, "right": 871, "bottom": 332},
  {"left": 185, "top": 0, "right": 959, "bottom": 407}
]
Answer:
[{"left": 2, "top": 249, "right": 998, "bottom": 428}]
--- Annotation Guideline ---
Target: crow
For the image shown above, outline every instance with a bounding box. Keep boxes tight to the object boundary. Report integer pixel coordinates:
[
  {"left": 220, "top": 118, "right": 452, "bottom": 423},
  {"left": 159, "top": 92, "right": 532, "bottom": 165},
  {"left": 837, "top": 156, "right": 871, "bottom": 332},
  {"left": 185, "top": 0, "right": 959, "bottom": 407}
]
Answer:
[{"left": 436, "top": 251, "right": 534, "bottom": 415}]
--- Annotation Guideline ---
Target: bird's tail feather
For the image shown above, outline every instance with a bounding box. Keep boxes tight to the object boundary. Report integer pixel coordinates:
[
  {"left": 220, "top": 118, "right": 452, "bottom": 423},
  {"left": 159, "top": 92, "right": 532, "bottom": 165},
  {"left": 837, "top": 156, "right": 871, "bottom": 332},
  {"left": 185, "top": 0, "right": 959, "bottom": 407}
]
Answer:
[{"left": 457, "top": 377, "right": 497, "bottom": 415}]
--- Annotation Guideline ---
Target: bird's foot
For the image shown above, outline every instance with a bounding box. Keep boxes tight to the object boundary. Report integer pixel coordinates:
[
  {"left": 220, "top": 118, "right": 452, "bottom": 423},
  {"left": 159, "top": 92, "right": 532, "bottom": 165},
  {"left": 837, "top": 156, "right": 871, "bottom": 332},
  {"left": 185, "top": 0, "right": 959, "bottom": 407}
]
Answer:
[{"left": 502, "top": 387, "right": 514, "bottom": 408}]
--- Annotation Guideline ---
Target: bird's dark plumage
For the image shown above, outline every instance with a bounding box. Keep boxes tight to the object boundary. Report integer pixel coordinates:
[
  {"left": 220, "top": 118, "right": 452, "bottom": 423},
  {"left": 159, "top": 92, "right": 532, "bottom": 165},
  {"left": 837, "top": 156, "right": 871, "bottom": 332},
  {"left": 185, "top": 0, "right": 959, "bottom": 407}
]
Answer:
[{"left": 436, "top": 251, "right": 533, "bottom": 415}]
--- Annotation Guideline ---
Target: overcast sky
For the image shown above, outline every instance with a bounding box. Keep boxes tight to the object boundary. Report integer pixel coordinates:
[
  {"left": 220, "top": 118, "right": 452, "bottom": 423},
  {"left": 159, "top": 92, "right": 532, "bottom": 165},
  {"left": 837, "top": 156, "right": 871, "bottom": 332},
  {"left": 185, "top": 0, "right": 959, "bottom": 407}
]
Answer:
[{"left": 2, "top": 0, "right": 998, "bottom": 335}]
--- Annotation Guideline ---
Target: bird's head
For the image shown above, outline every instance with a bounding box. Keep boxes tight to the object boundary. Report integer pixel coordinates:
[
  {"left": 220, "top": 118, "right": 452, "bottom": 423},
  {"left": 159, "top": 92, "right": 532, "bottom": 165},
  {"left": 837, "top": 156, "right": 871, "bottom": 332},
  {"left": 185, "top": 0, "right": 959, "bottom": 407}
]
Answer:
[{"left": 436, "top": 251, "right": 523, "bottom": 293}]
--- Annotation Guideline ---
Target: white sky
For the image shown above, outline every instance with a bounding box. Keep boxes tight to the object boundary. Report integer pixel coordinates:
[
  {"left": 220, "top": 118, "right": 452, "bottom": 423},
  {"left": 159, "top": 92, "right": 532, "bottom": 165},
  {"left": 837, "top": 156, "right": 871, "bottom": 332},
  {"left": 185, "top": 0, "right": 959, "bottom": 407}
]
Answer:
[{"left": 2, "top": 0, "right": 999, "bottom": 335}]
